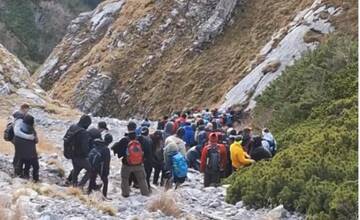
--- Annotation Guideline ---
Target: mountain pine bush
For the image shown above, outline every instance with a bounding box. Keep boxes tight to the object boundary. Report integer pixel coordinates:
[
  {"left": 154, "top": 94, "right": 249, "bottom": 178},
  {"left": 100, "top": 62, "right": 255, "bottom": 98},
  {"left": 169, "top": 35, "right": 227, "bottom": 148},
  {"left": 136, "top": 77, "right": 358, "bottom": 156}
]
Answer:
[{"left": 225, "top": 36, "right": 358, "bottom": 220}]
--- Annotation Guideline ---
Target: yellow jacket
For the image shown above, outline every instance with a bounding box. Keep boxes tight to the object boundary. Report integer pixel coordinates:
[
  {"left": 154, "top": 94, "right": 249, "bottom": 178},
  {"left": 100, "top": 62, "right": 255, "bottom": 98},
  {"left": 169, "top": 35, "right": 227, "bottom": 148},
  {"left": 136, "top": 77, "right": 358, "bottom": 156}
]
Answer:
[{"left": 230, "top": 141, "right": 253, "bottom": 169}]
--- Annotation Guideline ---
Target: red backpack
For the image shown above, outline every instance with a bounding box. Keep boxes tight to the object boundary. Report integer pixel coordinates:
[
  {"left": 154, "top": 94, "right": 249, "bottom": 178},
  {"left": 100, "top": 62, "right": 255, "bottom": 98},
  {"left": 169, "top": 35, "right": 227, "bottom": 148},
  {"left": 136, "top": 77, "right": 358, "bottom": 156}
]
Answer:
[{"left": 127, "top": 140, "right": 144, "bottom": 165}]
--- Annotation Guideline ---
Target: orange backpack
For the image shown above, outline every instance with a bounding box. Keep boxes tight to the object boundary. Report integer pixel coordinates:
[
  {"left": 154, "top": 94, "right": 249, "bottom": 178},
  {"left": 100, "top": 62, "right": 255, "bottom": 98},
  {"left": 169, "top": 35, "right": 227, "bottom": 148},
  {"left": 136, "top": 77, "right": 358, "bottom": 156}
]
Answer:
[{"left": 127, "top": 140, "right": 144, "bottom": 165}]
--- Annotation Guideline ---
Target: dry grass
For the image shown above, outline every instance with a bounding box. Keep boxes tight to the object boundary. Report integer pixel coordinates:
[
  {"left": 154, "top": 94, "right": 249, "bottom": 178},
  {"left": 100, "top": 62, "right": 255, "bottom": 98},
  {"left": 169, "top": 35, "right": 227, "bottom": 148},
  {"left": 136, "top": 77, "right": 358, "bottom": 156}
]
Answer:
[
  {"left": 147, "top": 191, "right": 182, "bottom": 218},
  {"left": 66, "top": 187, "right": 116, "bottom": 216},
  {"left": 303, "top": 29, "right": 324, "bottom": 43},
  {"left": 262, "top": 60, "right": 281, "bottom": 74}
]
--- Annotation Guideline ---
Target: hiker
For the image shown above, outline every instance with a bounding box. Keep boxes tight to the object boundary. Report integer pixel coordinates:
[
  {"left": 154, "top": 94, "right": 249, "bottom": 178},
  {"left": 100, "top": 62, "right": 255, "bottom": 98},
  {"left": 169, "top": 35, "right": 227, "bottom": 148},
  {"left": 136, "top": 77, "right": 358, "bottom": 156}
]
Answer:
[
  {"left": 249, "top": 135, "right": 272, "bottom": 161},
  {"left": 163, "top": 129, "right": 188, "bottom": 189},
  {"left": 202, "top": 109, "right": 212, "bottom": 122},
  {"left": 88, "top": 132, "right": 113, "bottom": 198},
  {"left": 88, "top": 121, "right": 109, "bottom": 150},
  {"left": 150, "top": 130, "right": 165, "bottom": 186},
  {"left": 186, "top": 124, "right": 207, "bottom": 171},
  {"left": 183, "top": 122, "right": 195, "bottom": 149},
  {"left": 262, "top": 128, "right": 277, "bottom": 156},
  {"left": 137, "top": 126, "right": 154, "bottom": 190},
  {"left": 4, "top": 103, "right": 31, "bottom": 174},
  {"left": 164, "top": 127, "right": 187, "bottom": 156},
  {"left": 200, "top": 132, "right": 227, "bottom": 187},
  {"left": 157, "top": 116, "right": 168, "bottom": 130},
  {"left": 111, "top": 121, "right": 149, "bottom": 197},
  {"left": 241, "top": 127, "right": 253, "bottom": 153},
  {"left": 13, "top": 114, "right": 39, "bottom": 182},
  {"left": 163, "top": 120, "right": 175, "bottom": 140},
  {"left": 230, "top": 136, "right": 255, "bottom": 171},
  {"left": 63, "top": 115, "right": 92, "bottom": 187}
]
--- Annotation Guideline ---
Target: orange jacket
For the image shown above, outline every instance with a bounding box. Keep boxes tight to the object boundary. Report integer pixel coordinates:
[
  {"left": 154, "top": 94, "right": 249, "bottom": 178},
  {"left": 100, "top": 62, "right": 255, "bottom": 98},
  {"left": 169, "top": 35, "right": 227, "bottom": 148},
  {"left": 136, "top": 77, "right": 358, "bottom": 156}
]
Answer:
[{"left": 200, "top": 133, "right": 227, "bottom": 173}]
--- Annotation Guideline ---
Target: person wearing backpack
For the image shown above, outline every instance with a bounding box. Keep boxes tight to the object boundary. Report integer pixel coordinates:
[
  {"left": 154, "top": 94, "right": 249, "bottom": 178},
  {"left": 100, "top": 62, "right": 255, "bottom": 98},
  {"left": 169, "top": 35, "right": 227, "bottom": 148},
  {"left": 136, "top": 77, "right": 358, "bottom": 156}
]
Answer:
[
  {"left": 4, "top": 103, "right": 30, "bottom": 175},
  {"left": 262, "top": 128, "right": 277, "bottom": 156},
  {"left": 63, "top": 115, "right": 92, "bottom": 187},
  {"left": 230, "top": 136, "right": 255, "bottom": 171},
  {"left": 200, "top": 132, "right": 227, "bottom": 187},
  {"left": 163, "top": 141, "right": 188, "bottom": 190},
  {"left": 88, "top": 132, "right": 113, "bottom": 198},
  {"left": 112, "top": 121, "right": 149, "bottom": 197},
  {"left": 13, "top": 114, "right": 39, "bottom": 181},
  {"left": 249, "top": 135, "right": 272, "bottom": 161}
]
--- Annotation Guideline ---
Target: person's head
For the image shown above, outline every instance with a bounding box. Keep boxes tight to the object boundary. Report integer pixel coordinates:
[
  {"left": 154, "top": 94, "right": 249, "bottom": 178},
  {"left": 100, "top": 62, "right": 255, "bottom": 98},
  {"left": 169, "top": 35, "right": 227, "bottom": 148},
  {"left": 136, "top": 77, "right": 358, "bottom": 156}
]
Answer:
[
  {"left": 181, "top": 113, "right": 187, "bottom": 119},
  {"left": 141, "top": 127, "right": 149, "bottom": 136},
  {"left": 243, "top": 127, "right": 252, "bottom": 135},
  {"left": 127, "top": 121, "right": 137, "bottom": 132},
  {"left": 163, "top": 115, "right": 168, "bottom": 121},
  {"left": 262, "top": 128, "right": 270, "bottom": 134},
  {"left": 176, "top": 127, "right": 185, "bottom": 139},
  {"left": 20, "top": 103, "right": 30, "bottom": 114},
  {"left": 98, "top": 121, "right": 109, "bottom": 132},
  {"left": 78, "top": 115, "right": 92, "bottom": 129},
  {"left": 197, "top": 118, "right": 204, "bottom": 127},
  {"left": 205, "top": 108, "right": 209, "bottom": 112},
  {"left": 205, "top": 122, "right": 213, "bottom": 131},
  {"left": 209, "top": 132, "right": 218, "bottom": 144},
  {"left": 23, "top": 114, "right": 34, "bottom": 127},
  {"left": 235, "top": 135, "right": 242, "bottom": 143},
  {"left": 227, "top": 128, "right": 236, "bottom": 136},
  {"left": 104, "top": 134, "right": 113, "bottom": 145}
]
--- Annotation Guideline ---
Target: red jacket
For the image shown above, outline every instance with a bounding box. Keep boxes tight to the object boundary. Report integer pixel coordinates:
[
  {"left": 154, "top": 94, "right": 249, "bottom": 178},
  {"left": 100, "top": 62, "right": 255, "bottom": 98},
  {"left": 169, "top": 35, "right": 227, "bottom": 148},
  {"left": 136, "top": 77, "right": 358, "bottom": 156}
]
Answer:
[{"left": 200, "top": 133, "right": 227, "bottom": 173}]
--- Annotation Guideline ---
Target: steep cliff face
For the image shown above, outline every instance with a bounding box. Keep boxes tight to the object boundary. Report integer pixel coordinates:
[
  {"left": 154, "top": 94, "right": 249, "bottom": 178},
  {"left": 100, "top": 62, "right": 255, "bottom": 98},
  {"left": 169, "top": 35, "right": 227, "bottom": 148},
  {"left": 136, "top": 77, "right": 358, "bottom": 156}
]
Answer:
[
  {"left": 35, "top": 0, "right": 357, "bottom": 119},
  {"left": 0, "top": 0, "right": 100, "bottom": 70}
]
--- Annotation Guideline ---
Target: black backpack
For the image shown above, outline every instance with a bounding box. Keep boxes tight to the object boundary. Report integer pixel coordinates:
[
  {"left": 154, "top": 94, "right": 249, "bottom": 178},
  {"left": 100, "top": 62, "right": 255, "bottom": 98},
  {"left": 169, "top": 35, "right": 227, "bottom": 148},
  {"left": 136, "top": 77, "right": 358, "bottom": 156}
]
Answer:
[
  {"left": 89, "top": 147, "right": 104, "bottom": 168},
  {"left": 63, "top": 126, "right": 83, "bottom": 159},
  {"left": 206, "top": 144, "right": 220, "bottom": 173},
  {"left": 3, "top": 122, "right": 14, "bottom": 142}
]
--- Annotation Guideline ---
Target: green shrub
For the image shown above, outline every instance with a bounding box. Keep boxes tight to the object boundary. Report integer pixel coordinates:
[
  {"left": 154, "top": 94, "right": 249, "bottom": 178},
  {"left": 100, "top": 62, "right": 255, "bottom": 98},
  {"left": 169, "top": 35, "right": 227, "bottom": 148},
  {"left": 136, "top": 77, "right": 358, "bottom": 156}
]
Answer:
[{"left": 226, "top": 36, "right": 358, "bottom": 219}]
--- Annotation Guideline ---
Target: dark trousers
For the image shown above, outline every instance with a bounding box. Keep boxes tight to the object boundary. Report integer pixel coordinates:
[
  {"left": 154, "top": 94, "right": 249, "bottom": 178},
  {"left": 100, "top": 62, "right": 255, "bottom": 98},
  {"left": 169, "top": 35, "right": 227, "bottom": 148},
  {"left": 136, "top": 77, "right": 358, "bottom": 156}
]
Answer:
[
  {"left": 204, "top": 172, "right": 220, "bottom": 187},
  {"left": 71, "top": 158, "right": 92, "bottom": 187},
  {"left": 153, "top": 163, "right": 165, "bottom": 186},
  {"left": 144, "top": 161, "right": 152, "bottom": 189},
  {"left": 88, "top": 171, "right": 108, "bottom": 197},
  {"left": 18, "top": 158, "right": 39, "bottom": 181}
]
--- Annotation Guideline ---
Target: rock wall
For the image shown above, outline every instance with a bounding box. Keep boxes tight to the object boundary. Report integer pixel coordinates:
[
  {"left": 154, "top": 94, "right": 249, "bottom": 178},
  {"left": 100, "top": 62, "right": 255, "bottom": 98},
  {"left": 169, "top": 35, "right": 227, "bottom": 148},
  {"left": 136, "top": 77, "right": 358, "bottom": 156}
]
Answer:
[
  {"left": 34, "top": 0, "right": 356, "bottom": 119},
  {"left": 0, "top": 43, "right": 31, "bottom": 95},
  {"left": 0, "top": 0, "right": 100, "bottom": 69},
  {"left": 221, "top": 0, "right": 341, "bottom": 111}
]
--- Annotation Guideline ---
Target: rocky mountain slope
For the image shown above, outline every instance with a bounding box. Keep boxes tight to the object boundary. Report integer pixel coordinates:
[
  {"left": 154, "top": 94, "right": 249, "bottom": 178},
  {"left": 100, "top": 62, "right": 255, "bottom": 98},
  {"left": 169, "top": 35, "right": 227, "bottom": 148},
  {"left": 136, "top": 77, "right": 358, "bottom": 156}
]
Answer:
[
  {"left": 0, "top": 48, "right": 302, "bottom": 219},
  {"left": 35, "top": 0, "right": 357, "bottom": 119},
  {"left": 0, "top": 0, "right": 101, "bottom": 70}
]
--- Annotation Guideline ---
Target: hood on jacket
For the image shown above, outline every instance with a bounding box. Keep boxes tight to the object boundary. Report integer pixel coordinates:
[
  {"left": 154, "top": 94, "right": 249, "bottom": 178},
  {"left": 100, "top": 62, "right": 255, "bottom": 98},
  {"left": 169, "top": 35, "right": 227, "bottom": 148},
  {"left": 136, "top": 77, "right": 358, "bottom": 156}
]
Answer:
[
  {"left": 78, "top": 115, "right": 92, "bottom": 129},
  {"left": 166, "top": 141, "right": 178, "bottom": 153},
  {"left": 164, "top": 121, "right": 174, "bottom": 135},
  {"left": 209, "top": 132, "right": 218, "bottom": 144}
]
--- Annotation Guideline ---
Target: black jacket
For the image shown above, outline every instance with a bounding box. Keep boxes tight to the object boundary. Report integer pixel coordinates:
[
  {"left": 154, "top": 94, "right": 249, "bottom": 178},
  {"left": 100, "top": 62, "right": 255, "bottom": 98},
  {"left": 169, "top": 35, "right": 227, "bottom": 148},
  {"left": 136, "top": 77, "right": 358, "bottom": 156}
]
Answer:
[
  {"left": 92, "top": 139, "right": 111, "bottom": 177},
  {"left": 137, "top": 135, "right": 153, "bottom": 165},
  {"left": 66, "top": 124, "right": 90, "bottom": 158}
]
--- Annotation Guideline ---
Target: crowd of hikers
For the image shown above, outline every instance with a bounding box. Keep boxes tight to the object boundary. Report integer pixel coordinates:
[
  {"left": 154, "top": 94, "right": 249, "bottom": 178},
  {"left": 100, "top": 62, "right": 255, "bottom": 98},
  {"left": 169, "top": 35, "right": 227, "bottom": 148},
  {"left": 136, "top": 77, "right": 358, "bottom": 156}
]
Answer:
[{"left": 4, "top": 104, "right": 277, "bottom": 200}]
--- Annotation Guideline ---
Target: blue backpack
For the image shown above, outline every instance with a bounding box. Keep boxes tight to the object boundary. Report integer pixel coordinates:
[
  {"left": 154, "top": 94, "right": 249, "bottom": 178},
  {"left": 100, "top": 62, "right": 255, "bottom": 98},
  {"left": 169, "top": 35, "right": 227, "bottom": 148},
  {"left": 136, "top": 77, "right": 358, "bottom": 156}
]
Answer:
[
  {"left": 184, "top": 125, "right": 195, "bottom": 146},
  {"left": 172, "top": 152, "right": 188, "bottom": 178}
]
